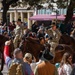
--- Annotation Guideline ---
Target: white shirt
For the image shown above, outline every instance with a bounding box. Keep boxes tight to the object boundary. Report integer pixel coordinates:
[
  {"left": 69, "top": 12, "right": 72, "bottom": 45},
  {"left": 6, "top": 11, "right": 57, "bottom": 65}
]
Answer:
[
  {"left": 30, "top": 60, "right": 42, "bottom": 73},
  {"left": 63, "top": 64, "right": 72, "bottom": 75},
  {"left": 58, "top": 64, "right": 72, "bottom": 75}
]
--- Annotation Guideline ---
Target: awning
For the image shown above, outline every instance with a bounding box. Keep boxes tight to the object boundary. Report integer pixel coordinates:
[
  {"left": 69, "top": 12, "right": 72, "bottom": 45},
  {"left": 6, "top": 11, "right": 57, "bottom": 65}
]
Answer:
[{"left": 29, "top": 14, "right": 65, "bottom": 21}]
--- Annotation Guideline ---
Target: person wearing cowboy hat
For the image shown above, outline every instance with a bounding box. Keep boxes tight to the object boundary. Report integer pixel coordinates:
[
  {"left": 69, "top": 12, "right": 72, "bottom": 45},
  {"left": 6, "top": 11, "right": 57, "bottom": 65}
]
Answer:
[
  {"left": 34, "top": 48, "right": 58, "bottom": 75},
  {"left": 13, "top": 19, "right": 24, "bottom": 48},
  {"left": 46, "top": 22, "right": 62, "bottom": 56}
]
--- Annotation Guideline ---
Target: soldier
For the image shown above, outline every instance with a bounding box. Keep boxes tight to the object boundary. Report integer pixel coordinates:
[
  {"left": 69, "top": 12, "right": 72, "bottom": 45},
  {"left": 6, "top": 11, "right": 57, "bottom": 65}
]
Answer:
[
  {"left": 32, "top": 21, "right": 39, "bottom": 34},
  {"left": 46, "top": 22, "right": 62, "bottom": 56},
  {"left": 4, "top": 40, "right": 34, "bottom": 75},
  {"left": 13, "top": 19, "right": 24, "bottom": 48}
]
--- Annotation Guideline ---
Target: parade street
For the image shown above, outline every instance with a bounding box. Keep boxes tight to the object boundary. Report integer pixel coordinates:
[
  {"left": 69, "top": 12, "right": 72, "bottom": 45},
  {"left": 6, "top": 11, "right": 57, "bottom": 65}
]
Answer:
[{"left": 2, "top": 65, "right": 8, "bottom": 75}]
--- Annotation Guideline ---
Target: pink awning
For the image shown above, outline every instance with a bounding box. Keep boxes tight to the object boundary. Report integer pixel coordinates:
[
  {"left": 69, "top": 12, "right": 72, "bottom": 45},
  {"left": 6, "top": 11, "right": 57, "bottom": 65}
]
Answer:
[{"left": 29, "top": 15, "right": 65, "bottom": 21}]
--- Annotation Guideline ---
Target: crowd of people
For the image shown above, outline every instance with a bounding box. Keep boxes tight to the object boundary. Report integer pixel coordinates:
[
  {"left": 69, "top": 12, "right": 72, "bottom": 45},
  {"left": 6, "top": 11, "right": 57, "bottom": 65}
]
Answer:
[
  {"left": 0, "top": 19, "right": 75, "bottom": 75},
  {"left": 3, "top": 40, "right": 75, "bottom": 75}
]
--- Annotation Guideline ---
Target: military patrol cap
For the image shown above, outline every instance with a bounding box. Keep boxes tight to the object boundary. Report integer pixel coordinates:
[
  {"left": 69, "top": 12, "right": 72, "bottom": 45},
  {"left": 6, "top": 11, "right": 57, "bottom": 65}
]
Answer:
[
  {"left": 51, "top": 22, "right": 56, "bottom": 27},
  {"left": 40, "top": 48, "right": 54, "bottom": 61},
  {"left": 17, "top": 19, "right": 21, "bottom": 22},
  {"left": 12, "top": 20, "right": 15, "bottom": 22}
]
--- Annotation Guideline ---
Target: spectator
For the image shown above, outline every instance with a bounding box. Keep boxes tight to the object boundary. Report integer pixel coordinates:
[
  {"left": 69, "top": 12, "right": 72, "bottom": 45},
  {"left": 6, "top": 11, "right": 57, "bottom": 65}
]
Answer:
[
  {"left": 32, "top": 22, "right": 39, "bottom": 33},
  {"left": 12, "top": 20, "right": 16, "bottom": 28},
  {"left": 72, "top": 54, "right": 75, "bottom": 66},
  {"left": 23, "top": 53, "right": 34, "bottom": 75},
  {"left": 4, "top": 40, "right": 34, "bottom": 75},
  {"left": 45, "top": 34, "right": 49, "bottom": 43},
  {"left": 70, "top": 66, "right": 75, "bottom": 75},
  {"left": 34, "top": 48, "right": 58, "bottom": 75},
  {"left": 58, "top": 52, "right": 73, "bottom": 75},
  {"left": 59, "top": 22, "right": 66, "bottom": 34},
  {"left": 39, "top": 37, "right": 45, "bottom": 45},
  {"left": 72, "top": 21, "right": 75, "bottom": 30},
  {"left": 39, "top": 23, "right": 45, "bottom": 30},
  {"left": 0, "top": 23, "right": 3, "bottom": 34},
  {"left": 30, "top": 52, "right": 43, "bottom": 73},
  {"left": 24, "top": 53, "right": 33, "bottom": 64},
  {"left": 37, "top": 29, "right": 45, "bottom": 39},
  {"left": 9, "top": 22, "right": 16, "bottom": 31},
  {"left": 3, "top": 32, "right": 9, "bottom": 38},
  {"left": 0, "top": 72, "right": 3, "bottom": 75},
  {"left": 2, "top": 26, "right": 6, "bottom": 34}
]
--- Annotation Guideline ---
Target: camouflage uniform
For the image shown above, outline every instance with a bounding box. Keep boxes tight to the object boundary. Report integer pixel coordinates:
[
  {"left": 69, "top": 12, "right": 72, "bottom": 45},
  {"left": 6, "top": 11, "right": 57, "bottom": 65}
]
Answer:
[
  {"left": 70, "top": 28, "right": 75, "bottom": 39},
  {"left": 46, "top": 28, "right": 61, "bottom": 56},
  {"left": 13, "top": 25, "right": 24, "bottom": 48}
]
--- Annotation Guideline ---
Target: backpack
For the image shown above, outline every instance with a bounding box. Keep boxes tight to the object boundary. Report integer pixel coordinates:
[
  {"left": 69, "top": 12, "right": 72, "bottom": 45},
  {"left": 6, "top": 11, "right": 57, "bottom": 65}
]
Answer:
[{"left": 8, "top": 62, "right": 23, "bottom": 75}]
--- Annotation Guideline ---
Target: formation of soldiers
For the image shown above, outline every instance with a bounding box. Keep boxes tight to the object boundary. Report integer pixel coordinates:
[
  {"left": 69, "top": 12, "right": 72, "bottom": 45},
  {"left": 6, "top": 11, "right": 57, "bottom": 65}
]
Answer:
[
  {"left": 12, "top": 20, "right": 75, "bottom": 55},
  {"left": 12, "top": 19, "right": 62, "bottom": 55}
]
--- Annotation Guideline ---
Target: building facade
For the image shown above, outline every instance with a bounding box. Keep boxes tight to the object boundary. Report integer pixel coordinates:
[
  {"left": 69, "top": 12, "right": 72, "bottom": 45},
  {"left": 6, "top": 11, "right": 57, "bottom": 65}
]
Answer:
[
  {"left": 0, "top": 2, "right": 34, "bottom": 29},
  {"left": 37, "top": 8, "right": 67, "bottom": 15}
]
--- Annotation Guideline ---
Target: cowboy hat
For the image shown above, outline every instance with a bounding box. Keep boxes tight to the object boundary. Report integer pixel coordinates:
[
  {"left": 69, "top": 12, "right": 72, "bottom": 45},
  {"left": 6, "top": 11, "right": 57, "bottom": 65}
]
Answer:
[
  {"left": 40, "top": 48, "right": 54, "bottom": 61},
  {"left": 17, "top": 19, "right": 21, "bottom": 22},
  {"left": 51, "top": 22, "right": 56, "bottom": 27}
]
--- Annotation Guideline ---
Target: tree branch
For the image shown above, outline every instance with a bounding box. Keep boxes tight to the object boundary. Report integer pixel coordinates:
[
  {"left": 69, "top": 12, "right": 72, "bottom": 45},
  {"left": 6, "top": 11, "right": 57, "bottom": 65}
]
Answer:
[{"left": 7, "top": 0, "right": 19, "bottom": 6}]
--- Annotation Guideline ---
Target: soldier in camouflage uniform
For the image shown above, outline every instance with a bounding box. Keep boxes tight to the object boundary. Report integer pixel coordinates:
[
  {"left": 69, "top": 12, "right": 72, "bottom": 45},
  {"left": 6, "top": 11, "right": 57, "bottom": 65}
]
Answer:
[
  {"left": 13, "top": 19, "right": 24, "bottom": 48},
  {"left": 46, "top": 22, "right": 62, "bottom": 56},
  {"left": 4, "top": 40, "right": 34, "bottom": 75},
  {"left": 70, "top": 28, "right": 75, "bottom": 39}
]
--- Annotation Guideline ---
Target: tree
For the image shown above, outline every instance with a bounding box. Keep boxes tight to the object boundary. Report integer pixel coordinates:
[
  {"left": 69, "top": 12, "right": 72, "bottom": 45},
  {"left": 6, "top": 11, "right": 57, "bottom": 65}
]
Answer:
[
  {"left": 2, "top": 0, "right": 75, "bottom": 25},
  {"left": 1, "top": 0, "right": 19, "bottom": 25},
  {"left": 1, "top": 0, "right": 42, "bottom": 25},
  {"left": 39, "top": 0, "right": 75, "bottom": 24},
  {"left": 65, "top": 0, "right": 75, "bottom": 24},
  {"left": 49, "top": 0, "right": 75, "bottom": 24}
]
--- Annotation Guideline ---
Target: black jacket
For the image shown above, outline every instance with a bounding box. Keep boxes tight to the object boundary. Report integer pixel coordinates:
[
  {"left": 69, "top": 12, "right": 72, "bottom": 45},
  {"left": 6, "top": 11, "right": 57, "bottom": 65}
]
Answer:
[{"left": 70, "top": 67, "right": 75, "bottom": 75}]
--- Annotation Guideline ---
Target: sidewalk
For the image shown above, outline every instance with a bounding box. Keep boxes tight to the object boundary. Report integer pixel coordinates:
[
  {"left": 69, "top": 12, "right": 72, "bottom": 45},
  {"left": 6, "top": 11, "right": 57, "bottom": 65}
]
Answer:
[{"left": 2, "top": 65, "right": 8, "bottom": 75}]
